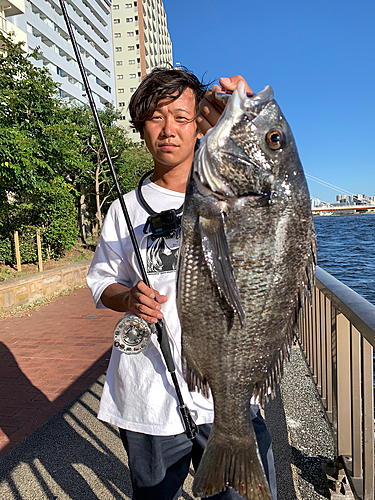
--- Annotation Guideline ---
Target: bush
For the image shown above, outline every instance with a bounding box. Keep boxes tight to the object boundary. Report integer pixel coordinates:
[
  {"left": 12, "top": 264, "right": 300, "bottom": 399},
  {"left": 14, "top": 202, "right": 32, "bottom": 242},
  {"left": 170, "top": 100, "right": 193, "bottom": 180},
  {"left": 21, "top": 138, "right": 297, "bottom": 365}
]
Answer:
[
  {"left": 0, "top": 237, "right": 11, "bottom": 263},
  {"left": 0, "top": 177, "right": 78, "bottom": 264},
  {"left": 33, "top": 178, "right": 79, "bottom": 260}
]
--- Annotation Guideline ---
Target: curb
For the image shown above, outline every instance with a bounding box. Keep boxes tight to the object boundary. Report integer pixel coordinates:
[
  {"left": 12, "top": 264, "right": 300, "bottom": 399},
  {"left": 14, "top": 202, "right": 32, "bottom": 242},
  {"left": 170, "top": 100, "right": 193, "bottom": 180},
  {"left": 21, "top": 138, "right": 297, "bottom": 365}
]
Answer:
[{"left": 0, "top": 260, "right": 92, "bottom": 315}]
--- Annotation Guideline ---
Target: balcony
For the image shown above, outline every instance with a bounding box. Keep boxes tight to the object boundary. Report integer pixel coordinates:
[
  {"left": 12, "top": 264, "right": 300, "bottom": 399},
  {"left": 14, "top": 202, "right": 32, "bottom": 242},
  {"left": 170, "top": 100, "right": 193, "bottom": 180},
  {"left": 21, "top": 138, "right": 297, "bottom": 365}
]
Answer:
[
  {"left": 0, "top": 0, "right": 25, "bottom": 17},
  {"left": 0, "top": 16, "right": 28, "bottom": 51}
]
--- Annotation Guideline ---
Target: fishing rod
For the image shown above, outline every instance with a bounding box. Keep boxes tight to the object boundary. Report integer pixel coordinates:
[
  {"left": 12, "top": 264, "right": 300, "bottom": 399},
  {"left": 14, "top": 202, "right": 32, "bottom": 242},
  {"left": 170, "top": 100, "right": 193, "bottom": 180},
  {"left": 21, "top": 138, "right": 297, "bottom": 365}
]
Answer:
[{"left": 58, "top": 0, "right": 197, "bottom": 440}]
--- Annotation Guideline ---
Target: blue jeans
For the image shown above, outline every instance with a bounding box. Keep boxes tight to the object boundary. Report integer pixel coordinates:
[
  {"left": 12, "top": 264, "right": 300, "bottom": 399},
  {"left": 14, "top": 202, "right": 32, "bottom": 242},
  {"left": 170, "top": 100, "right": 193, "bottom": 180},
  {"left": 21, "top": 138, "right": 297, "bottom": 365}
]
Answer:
[{"left": 119, "top": 407, "right": 277, "bottom": 500}]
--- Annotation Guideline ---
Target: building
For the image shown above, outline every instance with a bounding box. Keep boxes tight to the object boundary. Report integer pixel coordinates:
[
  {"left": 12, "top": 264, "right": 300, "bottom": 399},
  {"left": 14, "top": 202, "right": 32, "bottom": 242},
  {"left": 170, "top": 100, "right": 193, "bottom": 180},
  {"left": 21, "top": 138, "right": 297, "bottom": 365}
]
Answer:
[
  {"left": 112, "top": 0, "right": 173, "bottom": 140},
  {"left": 1, "top": 0, "right": 28, "bottom": 51},
  {"left": 5, "top": 0, "right": 115, "bottom": 109}
]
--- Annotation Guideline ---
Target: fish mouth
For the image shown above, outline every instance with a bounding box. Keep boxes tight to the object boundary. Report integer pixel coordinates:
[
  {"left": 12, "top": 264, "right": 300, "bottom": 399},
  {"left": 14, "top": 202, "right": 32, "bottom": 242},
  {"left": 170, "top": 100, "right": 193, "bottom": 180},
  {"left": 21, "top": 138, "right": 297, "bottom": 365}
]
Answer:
[
  {"left": 193, "top": 169, "right": 270, "bottom": 204},
  {"left": 194, "top": 83, "right": 274, "bottom": 198}
]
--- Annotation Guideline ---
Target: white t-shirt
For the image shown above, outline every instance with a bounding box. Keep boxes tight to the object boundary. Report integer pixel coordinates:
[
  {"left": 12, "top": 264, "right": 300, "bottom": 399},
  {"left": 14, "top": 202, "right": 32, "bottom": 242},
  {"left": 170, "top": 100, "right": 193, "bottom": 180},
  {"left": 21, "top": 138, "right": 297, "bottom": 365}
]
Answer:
[{"left": 87, "top": 179, "right": 215, "bottom": 435}]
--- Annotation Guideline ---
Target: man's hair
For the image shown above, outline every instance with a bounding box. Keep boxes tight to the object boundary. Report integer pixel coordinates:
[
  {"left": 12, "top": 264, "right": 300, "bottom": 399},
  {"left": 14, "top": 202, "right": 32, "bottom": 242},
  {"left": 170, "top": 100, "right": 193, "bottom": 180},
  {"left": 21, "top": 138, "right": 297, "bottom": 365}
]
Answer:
[{"left": 128, "top": 66, "right": 209, "bottom": 135}]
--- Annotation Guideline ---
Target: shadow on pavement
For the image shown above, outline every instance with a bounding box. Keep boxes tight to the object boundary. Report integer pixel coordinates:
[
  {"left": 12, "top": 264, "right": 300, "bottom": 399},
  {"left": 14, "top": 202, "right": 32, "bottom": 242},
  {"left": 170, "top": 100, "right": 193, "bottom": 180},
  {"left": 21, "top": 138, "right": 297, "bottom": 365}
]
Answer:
[
  {"left": 264, "top": 387, "right": 298, "bottom": 500},
  {"left": 0, "top": 376, "right": 133, "bottom": 499},
  {"left": 0, "top": 342, "right": 53, "bottom": 456}
]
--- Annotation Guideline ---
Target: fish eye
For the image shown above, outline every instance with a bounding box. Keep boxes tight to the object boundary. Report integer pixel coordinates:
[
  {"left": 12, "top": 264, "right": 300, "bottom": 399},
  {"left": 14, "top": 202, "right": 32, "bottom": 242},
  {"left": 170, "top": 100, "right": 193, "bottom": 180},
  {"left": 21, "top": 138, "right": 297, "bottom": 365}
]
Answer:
[{"left": 266, "top": 129, "right": 284, "bottom": 150}]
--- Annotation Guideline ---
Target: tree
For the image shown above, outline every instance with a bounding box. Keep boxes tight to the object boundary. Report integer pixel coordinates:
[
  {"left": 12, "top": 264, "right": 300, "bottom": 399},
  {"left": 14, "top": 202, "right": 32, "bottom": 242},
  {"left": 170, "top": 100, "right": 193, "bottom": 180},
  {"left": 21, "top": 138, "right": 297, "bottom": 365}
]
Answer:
[
  {"left": 0, "top": 32, "right": 83, "bottom": 260},
  {"left": 0, "top": 32, "right": 84, "bottom": 194},
  {"left": 67, "top": 105, "right": 153, "bottom": 233},
  {"left": 0, "top": 31, "right": 155, "bottom": 261}
]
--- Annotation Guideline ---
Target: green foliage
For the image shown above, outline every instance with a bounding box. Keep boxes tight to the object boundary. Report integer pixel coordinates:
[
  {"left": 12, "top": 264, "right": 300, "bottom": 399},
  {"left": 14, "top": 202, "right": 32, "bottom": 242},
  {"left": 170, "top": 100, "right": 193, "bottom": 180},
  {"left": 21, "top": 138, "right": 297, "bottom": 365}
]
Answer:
[
  {"left": 0, "top": 238, "right": 12, "bottom": 263},
  {"left": 117, "top": 144, "right": 154, "bottom": 193},
  {"left": 35, "top": 178, "right": 79, "bottom": 259},
  {"left": 0, "top": 179, "right": 78, "bottom": 263},
  {"left": 0, "top": 31, "right": 156, "bottom": 264},
  {"left": 0, "top": 31, "right": 87, "bottom": 194}
]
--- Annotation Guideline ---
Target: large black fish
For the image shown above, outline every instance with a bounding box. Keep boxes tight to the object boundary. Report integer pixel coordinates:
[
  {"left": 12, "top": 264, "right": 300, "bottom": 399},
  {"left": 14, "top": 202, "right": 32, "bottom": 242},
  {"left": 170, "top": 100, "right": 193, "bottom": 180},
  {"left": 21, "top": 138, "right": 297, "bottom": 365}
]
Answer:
[{"left": 176, "top": 82, "right": 316, "bottom": 499}]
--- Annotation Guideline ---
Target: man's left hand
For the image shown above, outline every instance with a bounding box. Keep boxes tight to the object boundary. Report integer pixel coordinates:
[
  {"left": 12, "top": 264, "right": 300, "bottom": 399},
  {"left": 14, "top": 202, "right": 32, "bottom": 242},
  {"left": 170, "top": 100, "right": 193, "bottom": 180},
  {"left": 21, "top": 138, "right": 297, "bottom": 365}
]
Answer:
[{"left": 197, "top": 75, "right": 253, "bottom": 135}]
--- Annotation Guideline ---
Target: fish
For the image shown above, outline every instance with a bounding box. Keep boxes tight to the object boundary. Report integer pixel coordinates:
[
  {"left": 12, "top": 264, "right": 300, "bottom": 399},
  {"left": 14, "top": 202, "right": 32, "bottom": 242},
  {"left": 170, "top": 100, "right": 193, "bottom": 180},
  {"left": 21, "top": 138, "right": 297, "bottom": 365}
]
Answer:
[{"left": 176, "top": 81, "right": 316, "bottom": 499}]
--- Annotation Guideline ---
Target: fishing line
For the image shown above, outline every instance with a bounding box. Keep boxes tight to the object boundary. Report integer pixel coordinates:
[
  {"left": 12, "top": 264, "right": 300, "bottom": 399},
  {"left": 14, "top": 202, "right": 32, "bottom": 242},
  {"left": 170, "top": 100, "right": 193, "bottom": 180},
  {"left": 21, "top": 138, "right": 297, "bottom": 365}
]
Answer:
[
  {"left": 58, "top": 0, "right": 197, "bottom": 440},
  {"left": 305, "top": 173, "right": 355, "bottom": 196}
]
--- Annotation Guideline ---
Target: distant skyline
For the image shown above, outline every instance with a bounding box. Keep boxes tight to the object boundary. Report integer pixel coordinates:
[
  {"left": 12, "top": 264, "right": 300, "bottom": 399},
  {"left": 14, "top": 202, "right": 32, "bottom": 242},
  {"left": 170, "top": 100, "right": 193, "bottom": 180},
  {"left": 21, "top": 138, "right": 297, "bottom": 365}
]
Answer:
[{"left": 163, "top": 0, "right": 375, "bottom": 203}]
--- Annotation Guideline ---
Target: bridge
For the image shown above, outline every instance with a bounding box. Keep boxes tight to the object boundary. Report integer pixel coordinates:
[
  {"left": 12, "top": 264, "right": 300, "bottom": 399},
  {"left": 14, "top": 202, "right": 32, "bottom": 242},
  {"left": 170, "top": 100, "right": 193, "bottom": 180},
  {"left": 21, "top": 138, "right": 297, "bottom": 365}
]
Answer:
[{"left": 312, "top": 205, "right": 375, "bottom": 213}]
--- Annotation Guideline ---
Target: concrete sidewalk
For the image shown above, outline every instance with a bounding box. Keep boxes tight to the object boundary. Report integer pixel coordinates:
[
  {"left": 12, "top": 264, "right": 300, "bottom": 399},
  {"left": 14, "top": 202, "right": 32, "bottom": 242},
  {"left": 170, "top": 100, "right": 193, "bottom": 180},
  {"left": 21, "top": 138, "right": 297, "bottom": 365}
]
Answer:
[{"left": 0, "top": 287, "right": 335, "bottom": 499}]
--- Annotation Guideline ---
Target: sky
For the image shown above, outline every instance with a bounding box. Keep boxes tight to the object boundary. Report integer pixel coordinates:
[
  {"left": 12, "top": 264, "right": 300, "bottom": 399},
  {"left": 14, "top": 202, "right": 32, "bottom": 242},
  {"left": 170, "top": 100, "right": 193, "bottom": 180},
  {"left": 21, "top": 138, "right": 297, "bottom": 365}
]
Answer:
[{"left": 163, "top": 0, "right": 375, "bottom": 204}]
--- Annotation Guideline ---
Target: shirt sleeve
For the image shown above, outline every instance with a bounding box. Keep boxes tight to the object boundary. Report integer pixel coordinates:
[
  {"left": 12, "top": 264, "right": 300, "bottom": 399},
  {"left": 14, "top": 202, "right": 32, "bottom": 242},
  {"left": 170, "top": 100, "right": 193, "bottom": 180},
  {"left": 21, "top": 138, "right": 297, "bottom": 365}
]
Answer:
[{"left": 87, "top": 201, "right": 132, "bottom": 308}]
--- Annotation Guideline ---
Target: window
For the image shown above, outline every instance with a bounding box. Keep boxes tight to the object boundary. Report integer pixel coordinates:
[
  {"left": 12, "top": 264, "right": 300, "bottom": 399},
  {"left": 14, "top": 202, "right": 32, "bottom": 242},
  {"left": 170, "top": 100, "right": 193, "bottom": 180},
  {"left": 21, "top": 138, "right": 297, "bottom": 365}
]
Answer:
[
  {"left": 115, "top": 47, "right": 122, "bottom": 51},
  {"left": 116, "top": 61, "right": 123, "bottom": 65},
  {"left": 119, "top": 102, "right": 125, "bottom": 106},
  {"left": 114, "top": 33, "right": 121, "bottom": 38},
  {"left": 125, "top": 3, "right": 132, "bottom": 6},
  {"left": 114, "top": 19, "right": 120, "bottom": 23},
  {"left": 130, "top": 87, "right": 136, "bottom": 92},
  {"left": 126, "top": 18, "right": 133, "bottom": 22},
  {"left": 129, "top": 73, "right": 136, "bottom": 78},
  {"left": 129, "top": 59, "right": 135, "bottom": 65},
  {"left": 113, "top": 4, "right": 119, "bottom": 9},
  {"left": 128, "top": 45, "right": 134, "bottom": 50},
  {"left": 117, "top": 74, "right": 123, "bottom": 79},
  {"left": 127, "top": 32, "right": 134, "bottom": 36},
  {"left": 118, "top": 88, "right": 124, "bottom": 93}
]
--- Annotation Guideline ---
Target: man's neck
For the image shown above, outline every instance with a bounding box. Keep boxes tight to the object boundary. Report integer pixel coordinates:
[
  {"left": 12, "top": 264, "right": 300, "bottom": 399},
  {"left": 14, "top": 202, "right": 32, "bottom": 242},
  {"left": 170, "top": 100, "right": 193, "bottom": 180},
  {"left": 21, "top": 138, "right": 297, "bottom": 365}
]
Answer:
[{"left": 150, "top": 162, "right": 192, "bottom": 193}]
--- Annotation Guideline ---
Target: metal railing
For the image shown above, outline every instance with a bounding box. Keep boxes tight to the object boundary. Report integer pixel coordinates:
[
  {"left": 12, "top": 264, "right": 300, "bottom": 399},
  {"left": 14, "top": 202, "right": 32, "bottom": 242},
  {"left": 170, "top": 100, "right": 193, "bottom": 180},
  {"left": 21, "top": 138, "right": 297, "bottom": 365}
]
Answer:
[{"left": 297, "top": 266, "right": 375, "bottom": 499}]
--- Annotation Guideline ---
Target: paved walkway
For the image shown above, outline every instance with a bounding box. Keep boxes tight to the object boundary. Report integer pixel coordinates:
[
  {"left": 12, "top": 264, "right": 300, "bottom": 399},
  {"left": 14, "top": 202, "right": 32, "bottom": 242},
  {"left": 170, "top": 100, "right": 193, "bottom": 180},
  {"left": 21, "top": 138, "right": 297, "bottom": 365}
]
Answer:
[
  {"left": 0, "top": 286, "right": 335, "bottom": 499},
  {"left": 0, "top": 288, "right": 122, "bottom": 457}
]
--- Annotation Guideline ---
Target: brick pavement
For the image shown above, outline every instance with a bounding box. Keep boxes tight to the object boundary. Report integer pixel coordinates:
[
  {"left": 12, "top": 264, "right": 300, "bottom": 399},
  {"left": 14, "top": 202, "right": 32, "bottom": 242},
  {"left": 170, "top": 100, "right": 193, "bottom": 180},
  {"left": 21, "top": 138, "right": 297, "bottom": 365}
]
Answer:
[{"left": 0, "top": 287, "right": 122, "bottom": 458}]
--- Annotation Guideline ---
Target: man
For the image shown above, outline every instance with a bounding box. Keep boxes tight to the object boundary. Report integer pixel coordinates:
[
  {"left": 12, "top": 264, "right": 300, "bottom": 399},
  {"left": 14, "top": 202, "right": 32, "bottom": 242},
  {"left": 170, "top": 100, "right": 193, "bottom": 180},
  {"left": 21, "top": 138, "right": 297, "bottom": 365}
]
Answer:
[{"left": 87, "top": 67, "right": 277, "bottom": 500}]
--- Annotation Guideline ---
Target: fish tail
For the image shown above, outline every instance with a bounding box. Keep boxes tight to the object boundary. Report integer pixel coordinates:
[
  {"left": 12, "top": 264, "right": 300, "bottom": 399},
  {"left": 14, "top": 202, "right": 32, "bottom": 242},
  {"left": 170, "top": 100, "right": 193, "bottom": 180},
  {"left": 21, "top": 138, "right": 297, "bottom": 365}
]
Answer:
[{"left": 193, "top": 424, "right": 272, "bottom": 500}]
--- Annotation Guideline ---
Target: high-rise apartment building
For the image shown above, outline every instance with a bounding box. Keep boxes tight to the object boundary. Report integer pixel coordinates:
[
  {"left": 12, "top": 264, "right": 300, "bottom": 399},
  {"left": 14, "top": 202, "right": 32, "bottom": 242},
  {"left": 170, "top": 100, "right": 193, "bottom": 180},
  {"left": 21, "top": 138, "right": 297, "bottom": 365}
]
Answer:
[
  {"left": 1, "top": 0, "right": 28, "bottom": 51},
  {"left": 112, "top": 0, "right": 173, "bottom": 139},
  {"left": 6, "top": 0, "right": 115, "bottom": 109}
]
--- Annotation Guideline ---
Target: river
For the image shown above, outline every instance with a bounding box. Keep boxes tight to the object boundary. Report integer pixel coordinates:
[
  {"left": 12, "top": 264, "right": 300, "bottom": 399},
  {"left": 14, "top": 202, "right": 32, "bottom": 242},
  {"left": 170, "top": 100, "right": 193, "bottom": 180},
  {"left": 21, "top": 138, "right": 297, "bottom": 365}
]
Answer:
[{"left": 313, "top": 212, "right": 375, "bottom": 306}]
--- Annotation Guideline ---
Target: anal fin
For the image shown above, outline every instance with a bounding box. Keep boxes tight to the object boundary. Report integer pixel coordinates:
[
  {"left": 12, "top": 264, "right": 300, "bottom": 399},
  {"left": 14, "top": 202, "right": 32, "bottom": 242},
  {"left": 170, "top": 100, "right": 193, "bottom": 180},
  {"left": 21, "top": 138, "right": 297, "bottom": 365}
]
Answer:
[{"left": 182, "top": 357, "right": 211, "bottom": 399}]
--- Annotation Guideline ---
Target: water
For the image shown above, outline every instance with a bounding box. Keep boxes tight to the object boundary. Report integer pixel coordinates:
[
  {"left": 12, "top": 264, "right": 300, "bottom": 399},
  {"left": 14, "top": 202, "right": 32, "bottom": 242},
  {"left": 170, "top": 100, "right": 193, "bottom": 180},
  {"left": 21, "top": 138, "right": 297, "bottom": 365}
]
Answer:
[{"left": 313, "top": 213, "right": 375, "bottom": 306}]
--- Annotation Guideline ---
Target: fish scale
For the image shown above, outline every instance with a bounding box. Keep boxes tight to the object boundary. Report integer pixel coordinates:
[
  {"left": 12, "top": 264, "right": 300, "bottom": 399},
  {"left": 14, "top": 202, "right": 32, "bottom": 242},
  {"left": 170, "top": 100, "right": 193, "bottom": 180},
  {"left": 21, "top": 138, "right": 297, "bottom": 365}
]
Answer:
[{"left": 177, "top": 82, "right": 315, "bottom": 499}]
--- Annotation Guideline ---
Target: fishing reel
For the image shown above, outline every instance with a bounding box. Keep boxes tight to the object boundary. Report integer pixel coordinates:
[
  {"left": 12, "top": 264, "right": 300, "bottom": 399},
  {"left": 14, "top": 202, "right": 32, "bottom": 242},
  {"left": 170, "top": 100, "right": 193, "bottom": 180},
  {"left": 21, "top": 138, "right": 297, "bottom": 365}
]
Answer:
[{"left": 113, "top": 313, "right": 155, "bottom": 354}]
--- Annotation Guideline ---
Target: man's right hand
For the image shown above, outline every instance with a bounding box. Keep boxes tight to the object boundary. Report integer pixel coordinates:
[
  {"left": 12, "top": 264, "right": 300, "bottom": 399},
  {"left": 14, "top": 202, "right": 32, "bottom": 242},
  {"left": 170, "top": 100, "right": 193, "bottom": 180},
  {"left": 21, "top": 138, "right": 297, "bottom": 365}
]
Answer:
[{"left": 101, "top": 281, "right": 167, "bottom": 324}]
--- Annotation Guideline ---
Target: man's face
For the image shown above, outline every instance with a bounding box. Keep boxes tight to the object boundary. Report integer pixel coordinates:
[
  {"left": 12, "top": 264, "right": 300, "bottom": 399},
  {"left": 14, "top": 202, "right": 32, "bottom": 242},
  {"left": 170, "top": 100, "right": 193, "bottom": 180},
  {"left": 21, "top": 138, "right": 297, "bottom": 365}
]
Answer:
[{"left": 141, "top": 88, "right": 203, "bottom": 172}]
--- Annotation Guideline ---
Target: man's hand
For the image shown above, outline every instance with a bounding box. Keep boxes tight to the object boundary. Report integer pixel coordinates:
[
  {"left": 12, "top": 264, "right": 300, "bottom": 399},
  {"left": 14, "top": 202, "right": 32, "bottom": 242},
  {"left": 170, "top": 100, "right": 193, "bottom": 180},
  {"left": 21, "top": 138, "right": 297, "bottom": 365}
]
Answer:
[
  {"left": 197, "top": 75, "right": 253, "bottom": 135},
  {"left": 128, "top": 281, "right": 167, "bottom": 323},
  {"left": 101, "top": 281, "right": 167, "bottom": 324}
]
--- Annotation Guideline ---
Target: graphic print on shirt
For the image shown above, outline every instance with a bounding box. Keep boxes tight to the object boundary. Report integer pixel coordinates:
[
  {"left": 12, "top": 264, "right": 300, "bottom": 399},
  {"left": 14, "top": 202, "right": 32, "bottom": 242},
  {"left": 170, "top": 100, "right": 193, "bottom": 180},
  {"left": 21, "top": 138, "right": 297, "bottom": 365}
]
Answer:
[{"left": 146, "top": 235, "right": 180, "bottom": 274}]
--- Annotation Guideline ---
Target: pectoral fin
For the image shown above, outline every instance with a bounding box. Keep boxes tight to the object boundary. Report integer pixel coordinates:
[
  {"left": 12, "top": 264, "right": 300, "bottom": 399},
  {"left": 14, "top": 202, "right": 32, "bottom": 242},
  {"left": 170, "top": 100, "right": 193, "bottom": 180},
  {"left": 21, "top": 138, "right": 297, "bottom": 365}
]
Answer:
[{"left": 199, "top": 214, "right": 246, "bottom": 327}]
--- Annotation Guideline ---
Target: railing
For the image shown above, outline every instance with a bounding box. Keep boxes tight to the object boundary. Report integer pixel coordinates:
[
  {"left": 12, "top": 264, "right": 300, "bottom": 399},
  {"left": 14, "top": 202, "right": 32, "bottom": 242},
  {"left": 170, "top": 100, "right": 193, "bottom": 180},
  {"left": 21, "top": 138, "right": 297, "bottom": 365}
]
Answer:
[
  {"left": 297, "top": 266, "right": 375, "bottom": 500},
  {"left": 1, "top": 15, "right": 7, "bottom": 35}
]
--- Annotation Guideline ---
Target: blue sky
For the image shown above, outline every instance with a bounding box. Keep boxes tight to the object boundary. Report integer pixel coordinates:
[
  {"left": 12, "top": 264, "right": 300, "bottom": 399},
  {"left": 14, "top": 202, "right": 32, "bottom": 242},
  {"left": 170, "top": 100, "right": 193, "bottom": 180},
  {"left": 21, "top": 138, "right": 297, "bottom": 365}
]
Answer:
[{"left": 163, "top": 0, "right": 375, "bottom": 203}]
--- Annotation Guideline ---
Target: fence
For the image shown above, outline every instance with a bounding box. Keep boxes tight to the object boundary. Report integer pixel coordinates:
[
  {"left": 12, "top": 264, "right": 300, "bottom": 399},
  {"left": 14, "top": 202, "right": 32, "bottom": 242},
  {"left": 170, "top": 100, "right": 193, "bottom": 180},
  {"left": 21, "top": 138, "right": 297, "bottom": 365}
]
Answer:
[
  {"left": 297, "top": 266, "right": 375, "bottom": 499},
  {"left": 11, "top": 230, "right": 43, "bottom": 272}
]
